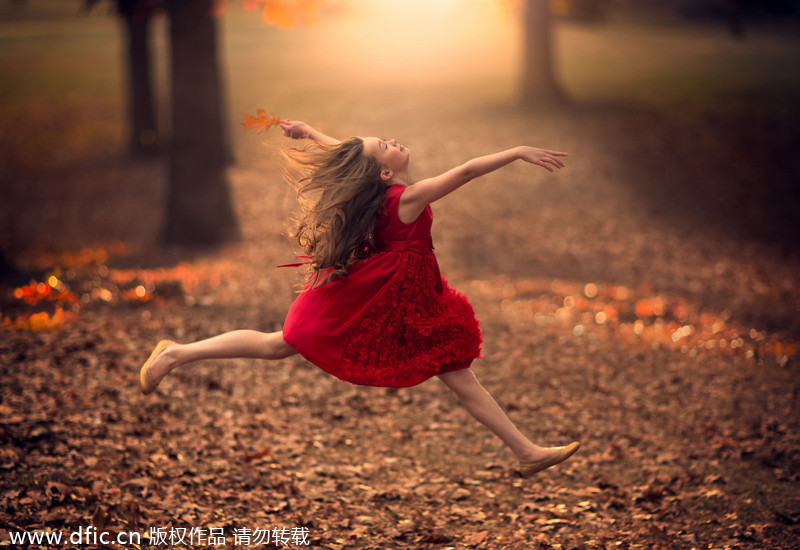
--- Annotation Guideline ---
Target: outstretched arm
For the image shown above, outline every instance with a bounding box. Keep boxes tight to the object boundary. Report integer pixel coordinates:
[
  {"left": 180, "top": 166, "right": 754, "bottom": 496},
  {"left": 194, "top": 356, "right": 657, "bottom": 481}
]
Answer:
[
  {"left": 280, "top": 119, "right": 340, "bottom": 145},
  {"left": 398, "top": 146, "right": 567, "bottom": 223}
]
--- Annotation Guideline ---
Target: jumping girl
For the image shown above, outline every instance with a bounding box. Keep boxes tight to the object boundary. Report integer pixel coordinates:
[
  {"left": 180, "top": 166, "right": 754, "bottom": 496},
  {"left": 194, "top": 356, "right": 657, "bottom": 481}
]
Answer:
[{"left": 140, "top": 120, "right": 579, "bottom": 476}]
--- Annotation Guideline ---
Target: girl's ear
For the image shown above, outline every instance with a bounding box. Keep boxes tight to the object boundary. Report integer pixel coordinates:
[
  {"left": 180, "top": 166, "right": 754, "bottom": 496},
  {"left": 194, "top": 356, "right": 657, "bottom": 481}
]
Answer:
[{"left": 380, "top": 169, "right": 393, "bottom": 181}]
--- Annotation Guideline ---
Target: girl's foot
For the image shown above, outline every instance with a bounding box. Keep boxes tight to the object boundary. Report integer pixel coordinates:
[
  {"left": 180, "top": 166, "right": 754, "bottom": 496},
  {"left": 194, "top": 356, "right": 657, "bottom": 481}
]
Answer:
[
  {"left": 518, "top": 442, "right": 580, "bottom": 476},
  {"left": 139, "top": 340, "right": 176, "bottom": 394}
]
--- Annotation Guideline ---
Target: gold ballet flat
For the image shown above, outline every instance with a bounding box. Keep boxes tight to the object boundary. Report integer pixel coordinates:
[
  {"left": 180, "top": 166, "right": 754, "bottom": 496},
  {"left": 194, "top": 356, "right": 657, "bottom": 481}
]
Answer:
[
  {"left": 519, "top": 441, "right": 580, "bottom": 476},
  {"left": 139, "top": 340, "right": 174, "bottom": 394}
]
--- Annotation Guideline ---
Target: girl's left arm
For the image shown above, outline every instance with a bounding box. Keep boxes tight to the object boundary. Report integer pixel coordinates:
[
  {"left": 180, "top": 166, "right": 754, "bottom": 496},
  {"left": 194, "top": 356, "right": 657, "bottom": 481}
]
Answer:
[{"left": 398, "top": 146, "right": 566, "bottom": 223}]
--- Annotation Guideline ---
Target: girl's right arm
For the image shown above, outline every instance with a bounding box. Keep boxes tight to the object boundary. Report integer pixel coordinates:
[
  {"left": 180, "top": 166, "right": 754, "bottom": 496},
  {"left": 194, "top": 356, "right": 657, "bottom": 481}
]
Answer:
[
  {"left": 280, "top": 119, "right": 340, "bottom": 145},
  {"left": 398, "top": 146, "right": 567, "bottom": 223}
]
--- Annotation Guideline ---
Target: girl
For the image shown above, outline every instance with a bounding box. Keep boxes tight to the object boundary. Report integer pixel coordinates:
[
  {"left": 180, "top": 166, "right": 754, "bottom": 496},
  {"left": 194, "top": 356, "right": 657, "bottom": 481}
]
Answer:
[{"left": 140, "top": 120, "right": 579, "bottom": 476}]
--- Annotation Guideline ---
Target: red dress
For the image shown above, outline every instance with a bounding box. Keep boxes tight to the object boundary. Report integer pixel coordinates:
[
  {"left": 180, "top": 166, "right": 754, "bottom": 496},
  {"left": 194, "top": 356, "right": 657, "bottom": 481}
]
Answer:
[{"left": 282, "top": 184, "right": 482, "bottom": 387}]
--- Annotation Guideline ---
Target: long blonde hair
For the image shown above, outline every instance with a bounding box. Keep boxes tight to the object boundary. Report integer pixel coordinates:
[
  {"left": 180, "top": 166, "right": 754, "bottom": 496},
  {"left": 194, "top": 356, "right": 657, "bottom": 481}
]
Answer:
[{"left": 283, "top": 138, "right": 387, "bottom": 287}]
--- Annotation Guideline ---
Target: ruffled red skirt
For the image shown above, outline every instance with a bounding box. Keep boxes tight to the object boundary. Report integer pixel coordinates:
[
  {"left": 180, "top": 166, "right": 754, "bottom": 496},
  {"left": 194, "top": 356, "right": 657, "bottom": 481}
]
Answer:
[{"left": 282, "top": 243, "right": 482, "bottom": 388}]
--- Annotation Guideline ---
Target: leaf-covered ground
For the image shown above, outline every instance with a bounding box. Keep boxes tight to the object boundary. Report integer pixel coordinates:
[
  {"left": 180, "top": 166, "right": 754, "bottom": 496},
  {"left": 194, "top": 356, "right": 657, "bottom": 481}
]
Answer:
[
  {"left": 2, "top": 8, "right": 800, "bottom": 550},
  {"left": 3, "top": 102, "right": 800, "bottom": 548}
]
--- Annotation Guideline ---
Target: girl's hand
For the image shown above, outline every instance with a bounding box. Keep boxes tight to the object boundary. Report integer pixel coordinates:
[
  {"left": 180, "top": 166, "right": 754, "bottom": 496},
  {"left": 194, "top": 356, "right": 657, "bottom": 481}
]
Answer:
[
  {"left": 517, "top": 146, "right": 567, "bottom": 172},
  {"left": 281, "top": 120, "right": 340, "bottom": 145},
  {"left": 280, "top": 119, "right": 311, "bottom": 140}
]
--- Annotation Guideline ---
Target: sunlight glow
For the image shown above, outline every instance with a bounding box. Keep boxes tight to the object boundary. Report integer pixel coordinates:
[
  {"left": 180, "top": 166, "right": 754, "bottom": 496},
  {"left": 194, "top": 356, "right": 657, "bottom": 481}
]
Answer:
[{"left": 308, "top": 0, "right": 517, "bottom": 88}]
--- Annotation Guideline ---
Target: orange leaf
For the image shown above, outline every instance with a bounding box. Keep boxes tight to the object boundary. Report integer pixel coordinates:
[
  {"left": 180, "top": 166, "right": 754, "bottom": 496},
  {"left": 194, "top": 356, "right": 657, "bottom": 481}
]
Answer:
[
  {"left": 255, "top": 0, "right": 322, "bottom": 29},
  {"left": 242, "top": 109, "right": 280, "bottom": 134}
]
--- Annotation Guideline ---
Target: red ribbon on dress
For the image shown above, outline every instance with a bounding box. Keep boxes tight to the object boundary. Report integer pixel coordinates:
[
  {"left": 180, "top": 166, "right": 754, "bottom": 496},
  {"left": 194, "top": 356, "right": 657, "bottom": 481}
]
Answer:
[
  {"left": 277, "top": 255, "right": 311, "bottom": 268},
  {"left": 382, "top": 237, "right": 434, "bottom": 253}
]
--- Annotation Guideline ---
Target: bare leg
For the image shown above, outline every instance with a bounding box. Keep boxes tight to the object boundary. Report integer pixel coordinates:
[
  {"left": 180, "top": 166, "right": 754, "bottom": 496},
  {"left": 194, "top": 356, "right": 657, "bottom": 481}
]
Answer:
[
  {"left": 438, "top": 368, "right": 560, "bottom": 462},
  {"left": 147, "top": 330, "right": 297, "bottom": 384}
]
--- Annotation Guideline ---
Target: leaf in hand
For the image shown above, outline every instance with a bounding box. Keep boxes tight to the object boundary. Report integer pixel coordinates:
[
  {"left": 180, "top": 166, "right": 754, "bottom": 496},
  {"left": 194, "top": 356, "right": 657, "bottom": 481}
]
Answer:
[{"left": 242, "top": 109, "right": 280, "bottom": 134}]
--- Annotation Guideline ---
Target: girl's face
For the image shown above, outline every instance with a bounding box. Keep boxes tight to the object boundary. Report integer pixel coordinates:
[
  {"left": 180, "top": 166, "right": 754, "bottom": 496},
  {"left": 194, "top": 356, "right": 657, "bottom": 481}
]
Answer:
[{"left": 362, "top": 137, "right": 410, "bottom": 184}]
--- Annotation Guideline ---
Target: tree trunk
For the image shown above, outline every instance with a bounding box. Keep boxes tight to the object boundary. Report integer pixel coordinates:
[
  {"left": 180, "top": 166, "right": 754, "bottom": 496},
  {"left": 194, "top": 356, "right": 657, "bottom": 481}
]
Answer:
[
  {"left": 0, "top": 249, "right": 14, "bottom": 280},
  {"left": 163, "top": 0, "right": 238, "bottom": 244},
  {"left": 520, "top": 0, "right": 564, "bottom": 106},
  {"left": 119, "top": 4, "right": 158, "bottom": 155}
]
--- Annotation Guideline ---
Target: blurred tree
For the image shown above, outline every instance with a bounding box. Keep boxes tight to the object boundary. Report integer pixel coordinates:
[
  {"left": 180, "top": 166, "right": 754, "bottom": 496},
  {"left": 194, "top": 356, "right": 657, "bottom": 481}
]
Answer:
[
  {"left": 724, "top": 0, "right": 747, "bottom": 38},
  {"left": 84, "top": 0, "right": 322, "bottom": 244},
  {"left": 162, "top": 0, "right": 238, "bottom": 244},
  {"left": 88, "top": 0, "right": 239, "bottom": 244},
  {"left": 0, "top": 249, "right": 13, "bottom": 280},
  {"left": 116, "top": 0, "right": 159, "bottom": 155},
  {"left": 520, "top": 0, "right": 563, "bottom": 105}
]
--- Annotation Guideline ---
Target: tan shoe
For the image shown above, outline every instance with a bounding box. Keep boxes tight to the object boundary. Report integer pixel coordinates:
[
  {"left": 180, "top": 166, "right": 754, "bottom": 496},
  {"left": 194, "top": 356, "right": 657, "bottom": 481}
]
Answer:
[
  {"left": 139, "top": 340, "right": 174, "bottom": 394},
  {"left": 519, "top": 441, "right": 580, "bottom": 476}
]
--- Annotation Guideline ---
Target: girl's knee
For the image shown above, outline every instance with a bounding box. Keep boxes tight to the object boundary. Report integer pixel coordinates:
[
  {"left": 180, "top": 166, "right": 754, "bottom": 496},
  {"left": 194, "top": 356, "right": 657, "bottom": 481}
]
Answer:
[{"left": 438, "top": 368, "right": 478, "bottom": 396}]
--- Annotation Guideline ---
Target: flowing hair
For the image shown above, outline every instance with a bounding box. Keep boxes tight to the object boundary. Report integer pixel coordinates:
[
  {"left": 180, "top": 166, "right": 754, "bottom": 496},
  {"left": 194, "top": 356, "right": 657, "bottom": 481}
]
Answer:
[{"left": 283, "top": 137, "right": 387, "bottom": 288}]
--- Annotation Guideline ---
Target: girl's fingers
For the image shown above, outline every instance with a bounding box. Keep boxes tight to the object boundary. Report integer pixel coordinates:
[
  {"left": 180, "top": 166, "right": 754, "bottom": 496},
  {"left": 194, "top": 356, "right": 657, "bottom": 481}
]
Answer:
[
  {"left": 539, "top": 157, "right": 564, "bottom": 170},
  {"left": 545, "top": 155, "right": 565, "bottom": 167},
  {"left": 523, "top": 149, "right": 567, "bottom": 170},
  {"left": 543, "top": 156, "right": 559, "bottom": 167}
]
